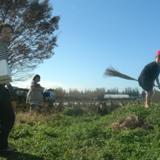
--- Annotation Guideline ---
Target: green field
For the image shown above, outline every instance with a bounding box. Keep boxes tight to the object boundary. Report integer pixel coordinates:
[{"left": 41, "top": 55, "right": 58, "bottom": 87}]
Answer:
[{"left": 1, "top": 103, "right": 160, "bottom": 160}]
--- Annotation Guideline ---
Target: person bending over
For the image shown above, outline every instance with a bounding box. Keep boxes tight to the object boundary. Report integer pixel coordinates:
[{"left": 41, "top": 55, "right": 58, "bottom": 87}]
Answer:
[{"left": 138, "top": 50, "right": 160, "bottom": 108}]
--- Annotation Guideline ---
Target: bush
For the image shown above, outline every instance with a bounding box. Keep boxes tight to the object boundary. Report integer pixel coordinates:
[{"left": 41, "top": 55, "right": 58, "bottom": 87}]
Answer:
[{"left": 63, "top": 106, "right": 84, "bottom": 116}]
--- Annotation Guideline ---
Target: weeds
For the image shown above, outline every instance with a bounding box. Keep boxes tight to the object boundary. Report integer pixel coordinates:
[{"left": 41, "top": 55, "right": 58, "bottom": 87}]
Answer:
[{"left": 1, "top": 103, "right": 160, "bottom": 160}]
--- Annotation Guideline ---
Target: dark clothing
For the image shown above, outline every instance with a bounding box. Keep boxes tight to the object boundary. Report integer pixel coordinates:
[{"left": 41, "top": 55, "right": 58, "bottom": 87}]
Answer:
[
  {"left": 138, "top": 61, "right": 160, "bottom": 91},
  {"left": 0, "top": 85, "right": 15, "bottom": 150}
]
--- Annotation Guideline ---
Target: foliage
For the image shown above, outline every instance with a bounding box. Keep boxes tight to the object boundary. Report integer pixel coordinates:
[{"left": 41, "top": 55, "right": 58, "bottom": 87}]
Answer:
[
  {"left": 63, "top": 106, "right": 84, "bottom": 116},
  {"left": 53, "top": 87, "right": 141, "bottom": 101},
  {"left": 2, "top": 103, "right": 160, "bottom": 159},
  {"left": 0, "top": 0, "right": 59, "bottom": 80}
]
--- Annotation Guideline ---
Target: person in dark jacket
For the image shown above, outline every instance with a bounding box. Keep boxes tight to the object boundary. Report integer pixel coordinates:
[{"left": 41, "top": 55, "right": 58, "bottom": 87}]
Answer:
[
  {"left": 138, "top": 50, "right": 160, "bottom": 108},
  {"left": 0, "top": 24, "right": 15, "bottom": 153}
]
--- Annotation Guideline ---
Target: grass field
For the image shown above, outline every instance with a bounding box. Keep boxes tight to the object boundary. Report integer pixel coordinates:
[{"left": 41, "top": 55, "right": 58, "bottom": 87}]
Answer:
[{"left": 1, "top": 103, "right": 160, "bottom": 160}]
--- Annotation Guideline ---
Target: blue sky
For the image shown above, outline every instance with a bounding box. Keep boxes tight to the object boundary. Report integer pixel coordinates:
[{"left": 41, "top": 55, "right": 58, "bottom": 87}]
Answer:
[{"left": 13, "top": 0, "right": 160, "bottom": 90}]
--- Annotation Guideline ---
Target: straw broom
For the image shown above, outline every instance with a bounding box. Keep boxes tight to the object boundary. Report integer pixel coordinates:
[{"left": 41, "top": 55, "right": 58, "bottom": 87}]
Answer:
[
  {"left": 104, "top": 67, "right": 138, "bottom": 81},
  {"left": 104, "top": 67, "right": 159, "bottom": 88}
]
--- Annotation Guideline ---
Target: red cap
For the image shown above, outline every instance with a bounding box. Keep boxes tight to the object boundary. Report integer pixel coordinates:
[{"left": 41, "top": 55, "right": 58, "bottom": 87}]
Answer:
[{"left": 156, "top": 50, "right": 160, "bottom": 57}]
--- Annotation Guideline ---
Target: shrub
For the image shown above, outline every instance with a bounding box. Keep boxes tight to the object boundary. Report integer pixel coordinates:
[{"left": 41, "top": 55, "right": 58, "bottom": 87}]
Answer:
[{"left": 63, "top": 106, "right": 84, "bottom": 116}]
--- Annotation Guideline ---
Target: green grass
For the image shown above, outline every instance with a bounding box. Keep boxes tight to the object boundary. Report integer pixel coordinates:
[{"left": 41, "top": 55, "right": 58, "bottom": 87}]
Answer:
[{"left": 1, "top": 103, "right": 160, "bottom": 160}]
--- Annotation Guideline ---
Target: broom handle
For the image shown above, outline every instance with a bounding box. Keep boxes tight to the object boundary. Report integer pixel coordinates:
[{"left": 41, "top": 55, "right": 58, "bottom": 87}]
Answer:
[{"left": 106, "top": 68, "right": 159, "bottom": 88}]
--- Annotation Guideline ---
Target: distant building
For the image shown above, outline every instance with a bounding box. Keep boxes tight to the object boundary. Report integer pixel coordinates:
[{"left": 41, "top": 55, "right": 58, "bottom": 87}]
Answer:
[{"left": 104, "top": 94, "right": 130, "bottom": 99}]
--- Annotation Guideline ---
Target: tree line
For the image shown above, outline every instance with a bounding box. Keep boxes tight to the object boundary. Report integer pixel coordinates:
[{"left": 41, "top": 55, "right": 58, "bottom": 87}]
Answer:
[{"left": 54, "top": 87, "right": 141, "bottom": 101}]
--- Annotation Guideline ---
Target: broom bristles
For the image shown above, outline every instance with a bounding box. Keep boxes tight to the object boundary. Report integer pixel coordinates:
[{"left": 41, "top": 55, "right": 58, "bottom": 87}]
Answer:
[{"left": 104, "top": 67, "right": 138, "bottom": 81}]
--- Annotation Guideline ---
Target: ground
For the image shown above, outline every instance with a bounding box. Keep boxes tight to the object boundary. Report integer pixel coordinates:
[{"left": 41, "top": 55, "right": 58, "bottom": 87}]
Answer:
[{"left": 1, "top": 103, "right": 160, "bottom": 160}]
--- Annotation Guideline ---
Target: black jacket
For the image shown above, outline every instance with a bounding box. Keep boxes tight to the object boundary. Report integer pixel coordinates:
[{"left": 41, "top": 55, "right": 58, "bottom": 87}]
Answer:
[{"left": 138, "top": 61, "right": 160, "bottom": 84}]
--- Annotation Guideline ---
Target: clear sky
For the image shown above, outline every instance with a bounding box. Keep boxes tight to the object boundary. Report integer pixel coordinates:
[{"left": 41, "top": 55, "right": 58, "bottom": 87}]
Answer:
[{"left": 13, "top": 0, "right": 160, "bottom": 91}]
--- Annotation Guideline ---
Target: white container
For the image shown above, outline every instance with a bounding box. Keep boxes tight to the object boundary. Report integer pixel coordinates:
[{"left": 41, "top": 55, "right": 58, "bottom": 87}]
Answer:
[{"left": 0, "top": 59, "right": 11, "bottom": 84}]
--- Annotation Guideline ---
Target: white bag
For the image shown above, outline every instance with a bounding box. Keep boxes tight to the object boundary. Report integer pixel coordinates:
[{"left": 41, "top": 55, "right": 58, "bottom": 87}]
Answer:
[{"left": 0, "top": 59, "right": 12, "bottom": 84}]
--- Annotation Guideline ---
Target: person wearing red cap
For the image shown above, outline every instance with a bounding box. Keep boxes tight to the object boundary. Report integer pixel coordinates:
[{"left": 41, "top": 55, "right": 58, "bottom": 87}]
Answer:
[{"left": 138, "top": 50, "right": 160, "bottom": 108}]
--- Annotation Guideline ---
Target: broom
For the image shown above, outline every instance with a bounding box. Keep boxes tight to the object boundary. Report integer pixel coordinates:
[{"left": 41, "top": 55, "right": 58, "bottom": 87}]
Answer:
[
  {"left": 104, "top": 67, "right": 138, "bottom": 81},
  {"left": 104, "top": 67, "right": 159, "bottom": 88}
]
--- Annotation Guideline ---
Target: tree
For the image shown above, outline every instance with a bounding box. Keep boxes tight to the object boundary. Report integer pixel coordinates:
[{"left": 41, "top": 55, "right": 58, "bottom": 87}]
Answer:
[
  {"left": 122, "top": 87, "right": 140, "bottom": 97},
  {"left": 0, "top": 0, "right": 60, "bottom": 80},
  {"left": 106, "top": 88, "right": 119, "bottom": 94}
]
